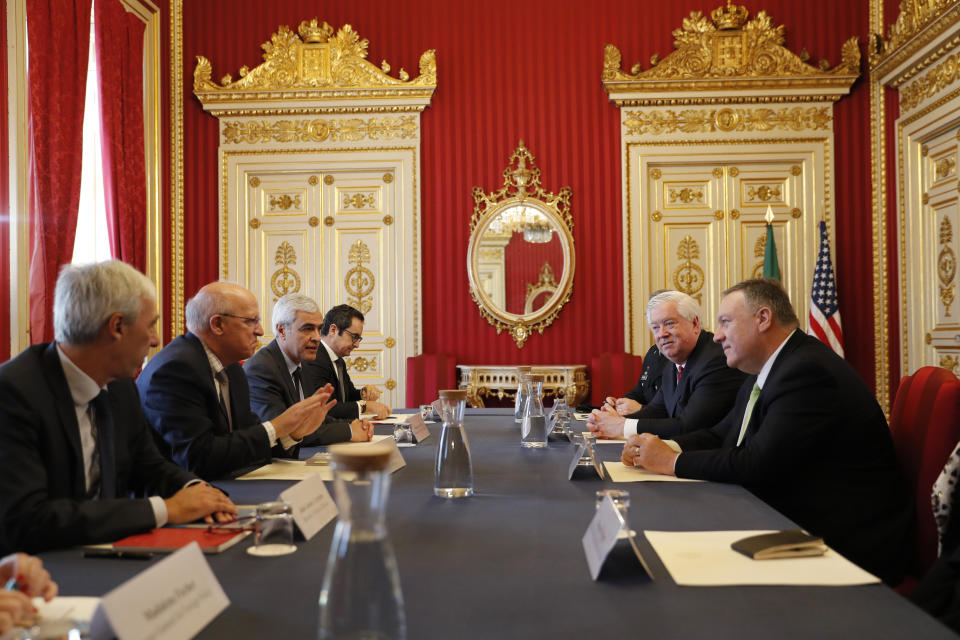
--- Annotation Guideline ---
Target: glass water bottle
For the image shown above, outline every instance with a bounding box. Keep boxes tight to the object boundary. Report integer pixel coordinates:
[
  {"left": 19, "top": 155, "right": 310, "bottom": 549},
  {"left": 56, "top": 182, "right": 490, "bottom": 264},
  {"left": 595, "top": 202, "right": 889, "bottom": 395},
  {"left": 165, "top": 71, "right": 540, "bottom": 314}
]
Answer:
[
  {"left": 434, "top": 389, "right": 474, "bottom": 498},
  {"left": 520, "top": 375, "right": 548, "bottom": 448},
  {"left": 513, "top": 366, "right": 532, "bottom": 424},
  {"left": 319, "top": 444, "right": 406, "bottom": 640}
]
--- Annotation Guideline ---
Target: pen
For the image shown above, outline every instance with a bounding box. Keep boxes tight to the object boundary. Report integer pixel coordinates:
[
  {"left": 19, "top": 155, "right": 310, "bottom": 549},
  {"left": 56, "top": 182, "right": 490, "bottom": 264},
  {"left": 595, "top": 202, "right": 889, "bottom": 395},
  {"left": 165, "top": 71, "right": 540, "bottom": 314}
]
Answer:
[
  {"left": 83, "top": 549, "right": 154, "bottom": 560},
  {"left": 604, "top": 398, "right": 617, "bottom": 411}
]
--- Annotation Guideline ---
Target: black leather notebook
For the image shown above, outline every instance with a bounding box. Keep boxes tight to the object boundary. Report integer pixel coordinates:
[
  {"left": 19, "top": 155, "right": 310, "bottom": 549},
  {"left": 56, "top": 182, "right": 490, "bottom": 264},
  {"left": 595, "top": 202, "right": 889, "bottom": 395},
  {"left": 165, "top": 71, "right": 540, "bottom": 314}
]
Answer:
[{"left": 731, "top": 529, "right": 827, "bottom": 560}]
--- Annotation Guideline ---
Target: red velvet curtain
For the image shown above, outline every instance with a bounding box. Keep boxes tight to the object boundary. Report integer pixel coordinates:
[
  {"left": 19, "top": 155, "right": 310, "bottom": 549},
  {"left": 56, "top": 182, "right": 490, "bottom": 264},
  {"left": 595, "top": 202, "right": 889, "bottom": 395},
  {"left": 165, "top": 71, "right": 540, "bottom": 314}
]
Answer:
[
  {"left": 95, "top": 0, "right": 146, "bottom": 270},
  {"left": 26, "top": 0, "right": 91, "bottom": 344},
  {"left": 0, "top": 1, "right": 10, "bottom": 361}
]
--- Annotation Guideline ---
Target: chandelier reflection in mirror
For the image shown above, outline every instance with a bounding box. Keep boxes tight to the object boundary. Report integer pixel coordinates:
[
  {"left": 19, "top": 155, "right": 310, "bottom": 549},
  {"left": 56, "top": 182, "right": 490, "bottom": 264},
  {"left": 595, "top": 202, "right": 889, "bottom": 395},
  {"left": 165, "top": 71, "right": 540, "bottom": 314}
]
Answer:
[{"left": 467, "top": 141, "right": 575, "bottom": 348}]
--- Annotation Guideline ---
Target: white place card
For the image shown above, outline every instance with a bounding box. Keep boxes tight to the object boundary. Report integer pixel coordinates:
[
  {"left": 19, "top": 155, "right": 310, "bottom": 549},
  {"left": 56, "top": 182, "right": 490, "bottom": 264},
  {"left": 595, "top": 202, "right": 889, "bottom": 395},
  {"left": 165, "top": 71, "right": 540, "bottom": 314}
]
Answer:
[
  {"left": 582, "top": 495, "right": 626, "bottom": 580},
  {"left": 409, "top": 412, "right": 431, "bottom": 442},
  {"left": 279, "top": 473, "right": 338, "bottom": 540},
  {"left": 92, "top": 542, "right": 228, "bottom": 640}
]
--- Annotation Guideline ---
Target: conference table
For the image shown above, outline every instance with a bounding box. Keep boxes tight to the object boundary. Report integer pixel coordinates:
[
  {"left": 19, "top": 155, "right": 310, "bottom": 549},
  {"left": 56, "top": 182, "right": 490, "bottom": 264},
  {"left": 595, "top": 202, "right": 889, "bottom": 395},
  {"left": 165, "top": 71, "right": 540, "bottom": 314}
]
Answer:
[{"left": 39, "top": 409, "right": 955, "bottom": 638}]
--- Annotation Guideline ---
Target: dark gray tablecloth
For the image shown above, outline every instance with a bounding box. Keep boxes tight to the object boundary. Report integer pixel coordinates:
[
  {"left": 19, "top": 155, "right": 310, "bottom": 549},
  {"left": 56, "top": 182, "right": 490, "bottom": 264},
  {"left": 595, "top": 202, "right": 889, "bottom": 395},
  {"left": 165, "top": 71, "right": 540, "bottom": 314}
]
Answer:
[{"left": 38, "top": 410, "right": 955, "bottom": 638}]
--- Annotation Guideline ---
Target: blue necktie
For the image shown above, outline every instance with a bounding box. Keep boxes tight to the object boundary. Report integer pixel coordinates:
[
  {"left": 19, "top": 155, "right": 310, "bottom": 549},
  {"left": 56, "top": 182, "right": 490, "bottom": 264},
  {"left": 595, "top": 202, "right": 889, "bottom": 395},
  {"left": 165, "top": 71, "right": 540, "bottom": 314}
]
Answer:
[{"left": 91, "top": 390, "right": 117, "bottom": 499}]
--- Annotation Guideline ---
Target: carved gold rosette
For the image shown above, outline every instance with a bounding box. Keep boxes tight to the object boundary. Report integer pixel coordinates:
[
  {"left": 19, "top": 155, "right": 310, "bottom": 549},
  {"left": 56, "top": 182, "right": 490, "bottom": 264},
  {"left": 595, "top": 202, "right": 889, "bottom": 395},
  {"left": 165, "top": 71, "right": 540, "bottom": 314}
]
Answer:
[
  {"left": 602, "top": 3, "right": 859, "bottom": 101},
  {"left": 345, "top": 240, "right": 375, "bottom": 314},
  {"left": 673, "top": 236, "right": 704, "bottom": 303},
  {"left": 194, "top": 19, "right": 436, "bottom": 107}
]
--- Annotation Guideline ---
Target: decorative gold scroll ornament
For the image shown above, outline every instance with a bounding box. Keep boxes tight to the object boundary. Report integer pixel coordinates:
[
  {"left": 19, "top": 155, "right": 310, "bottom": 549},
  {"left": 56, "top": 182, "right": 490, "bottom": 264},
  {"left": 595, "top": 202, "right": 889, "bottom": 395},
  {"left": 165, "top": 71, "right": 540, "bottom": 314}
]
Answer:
[
  {"left": 345, "top": 240, "right": 375, "bottom": 314},
  {"left": 270, "top": 241, "right": 301, "bottom": 297},
  {"left": 673, "top": 236, "right": 704, "bottom": 303},
  {"left": 468, "top": 141, "right": 575, "bottom": 348},
  {"left": 939, "top": 217, "right": 956, "bottom": 316},
  {"left": 194, "top": 18, "right": 436, "bottom": 102},
  {"left": 602, "top": 2, "right": 859, "bottom": 98}
]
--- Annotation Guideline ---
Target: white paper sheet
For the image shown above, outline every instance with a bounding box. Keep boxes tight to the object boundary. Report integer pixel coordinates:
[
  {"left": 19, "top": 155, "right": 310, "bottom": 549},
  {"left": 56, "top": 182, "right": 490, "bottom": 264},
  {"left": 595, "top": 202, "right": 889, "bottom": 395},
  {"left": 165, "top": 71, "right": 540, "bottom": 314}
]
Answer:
[
  {"left": 237, "top": 436, "right": 397, "bottom": 481},
  {"left": 644, "top": 530, "right": 881, "bottom": 586},
  {"left": 33, "top": 596, "right": 101, "bottom": 623},
  {"left": 603, "top": 461, "right": 704, "bottom": 483},
  {"left": 237, "top": 460, "right": 332, "bottom": 481},
  {"left": 370, "top": 414, "right": 413, "bottom": 424},
  {"left": 594, "top": 437, "right": 626, "bottom": 445}
]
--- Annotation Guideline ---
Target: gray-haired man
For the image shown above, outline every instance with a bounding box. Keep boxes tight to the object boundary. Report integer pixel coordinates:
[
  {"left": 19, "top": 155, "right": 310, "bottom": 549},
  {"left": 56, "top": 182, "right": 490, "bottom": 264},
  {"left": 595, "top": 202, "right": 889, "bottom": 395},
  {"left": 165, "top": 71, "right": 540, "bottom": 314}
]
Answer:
[
  {"left": 0, "top": 261, "right": 237, "bottom": 554},
  {"left": 245, "top": 293, "right": 373, "bottom": 445},
  {"left": 588, "top": 290, "right": 745, "bottom": 440}
]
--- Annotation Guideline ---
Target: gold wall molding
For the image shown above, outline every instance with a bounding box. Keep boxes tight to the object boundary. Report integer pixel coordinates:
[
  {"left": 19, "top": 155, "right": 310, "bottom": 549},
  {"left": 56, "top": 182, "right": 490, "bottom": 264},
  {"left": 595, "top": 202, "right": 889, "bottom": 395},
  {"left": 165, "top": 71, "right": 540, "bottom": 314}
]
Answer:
[
  {"left": 345, "top": 240, "right": 375, "bottom": 314},
  {"left": 623, "top": 106, "right": 832, "bottom": 135},
  {"left": 899, "top": 50, "right": 960, "bottom": 112},
  {"left": 868, "top": 0, "right": 890, "bottom": 411},
  {"left": 872, "top": 1, "right": 960, "bottom": 80},
  {"left": 222, "top": 115, "right": 418, "bottom": 144},
  {"left": 603, "top": 3, "right": 858, "bottom": 98},
  {"left": 170, "top": 0, "right": 185, "bottom": 337},
  {"left": 194, "top": 19, "right": 436, "bottom": 103}
]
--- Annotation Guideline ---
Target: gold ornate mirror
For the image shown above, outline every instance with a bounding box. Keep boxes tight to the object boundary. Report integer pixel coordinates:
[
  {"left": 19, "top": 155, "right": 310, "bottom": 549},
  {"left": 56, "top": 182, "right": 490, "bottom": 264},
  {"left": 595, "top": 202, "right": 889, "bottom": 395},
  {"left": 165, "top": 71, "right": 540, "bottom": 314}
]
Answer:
[{"left": 467, "top": 141, "right": 575, "bottom": 348}]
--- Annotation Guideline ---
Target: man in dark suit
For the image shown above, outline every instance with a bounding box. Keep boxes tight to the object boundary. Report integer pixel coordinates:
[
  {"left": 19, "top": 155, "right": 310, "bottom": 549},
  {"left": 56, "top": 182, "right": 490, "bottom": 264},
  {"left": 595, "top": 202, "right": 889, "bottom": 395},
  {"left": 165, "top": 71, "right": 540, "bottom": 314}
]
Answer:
[
  {"left": 138, "top": 282, "right": 337, "bottom": 481},
  {"left": 303, "top": 304, "right": 391, "bottom": 421},
  {"left": 588, "top": 291, "right": 746, "bottom": 439},
  {"left": 0, "top": 261, "right": 237, "bottom": 554},
  {"left": 245, "top": 293, "right": 373, "bottom": 446},
  {"left": 623, "top": 279, "right": 913, "bottom": 585},
  {"left": 617, "top": 344, "right": 667, "bottom": 409}
]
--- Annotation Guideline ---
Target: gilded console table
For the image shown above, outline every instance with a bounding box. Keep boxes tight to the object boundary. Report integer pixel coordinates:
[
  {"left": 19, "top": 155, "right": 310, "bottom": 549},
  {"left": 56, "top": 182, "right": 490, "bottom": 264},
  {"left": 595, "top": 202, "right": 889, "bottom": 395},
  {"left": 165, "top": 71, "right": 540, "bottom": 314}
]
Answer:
[{"left": 456, "top": 365, "right": 589, "bottom": 408}]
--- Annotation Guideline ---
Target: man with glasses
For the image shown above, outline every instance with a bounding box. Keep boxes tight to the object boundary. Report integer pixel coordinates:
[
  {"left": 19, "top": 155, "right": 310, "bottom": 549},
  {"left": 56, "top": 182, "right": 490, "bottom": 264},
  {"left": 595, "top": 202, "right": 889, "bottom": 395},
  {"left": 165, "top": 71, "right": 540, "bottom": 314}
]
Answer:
[
  {"left": 244, "top": 293, "right": 374, "bottom": 445},
  {"left": 303, "top": 304, "right": 391, "bottom": 420},
  {"left": 138, "top": 282, "right": 338, "bottom": 480}
]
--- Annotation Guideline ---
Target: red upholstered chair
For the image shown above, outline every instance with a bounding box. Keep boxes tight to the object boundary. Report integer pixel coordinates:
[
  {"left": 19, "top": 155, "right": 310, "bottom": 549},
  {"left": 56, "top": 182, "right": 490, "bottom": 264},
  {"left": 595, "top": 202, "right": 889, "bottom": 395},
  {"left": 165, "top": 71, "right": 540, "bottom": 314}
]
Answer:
[
  {"left": 405, "top": 354, "right": 457, "bottom": 408},
  {"left": 889, "top": 366, "right": 960, "bottom": 591},
  {"left": 589, "top": 352, "right": 645, "bottom": 407}
]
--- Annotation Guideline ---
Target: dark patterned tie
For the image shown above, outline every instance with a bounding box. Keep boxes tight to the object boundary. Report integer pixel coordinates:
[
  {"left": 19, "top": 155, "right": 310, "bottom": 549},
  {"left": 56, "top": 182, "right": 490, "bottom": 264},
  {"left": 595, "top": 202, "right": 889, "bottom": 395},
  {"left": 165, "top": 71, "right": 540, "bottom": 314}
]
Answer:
[
  {"left": 335, "top": 358, "right": 348, "bottom": 403},
  {"left": 91, "top": 390, "right": 117, "bottom": 499},
  {"left": 292, "top": 366, "right": 304, "bottom": 402},
  {"left": 215, "top": 370, "right": 232, "bottom": 431}
]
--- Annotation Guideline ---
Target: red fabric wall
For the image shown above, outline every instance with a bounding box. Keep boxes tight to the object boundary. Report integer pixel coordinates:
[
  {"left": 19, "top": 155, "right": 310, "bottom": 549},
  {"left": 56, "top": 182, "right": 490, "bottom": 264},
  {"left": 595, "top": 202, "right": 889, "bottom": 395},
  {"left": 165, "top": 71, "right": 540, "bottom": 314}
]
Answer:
[
  {"left": 0, "top": 0, "right": 9, "bottom": 361},
  {"left": 173, "top": 0, "right": 879, "bottom": 385}
]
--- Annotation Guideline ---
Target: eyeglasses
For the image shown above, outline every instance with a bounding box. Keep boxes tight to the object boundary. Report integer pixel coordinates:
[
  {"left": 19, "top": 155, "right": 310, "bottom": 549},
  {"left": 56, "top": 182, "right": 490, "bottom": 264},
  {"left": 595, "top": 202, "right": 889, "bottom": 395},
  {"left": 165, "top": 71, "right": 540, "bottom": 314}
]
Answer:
[
  {"left": 219, "top": 313, "right": 261, "bottom": 327},
  {"left": 342, "top": 328, "right": 363, "bottom": 344}
]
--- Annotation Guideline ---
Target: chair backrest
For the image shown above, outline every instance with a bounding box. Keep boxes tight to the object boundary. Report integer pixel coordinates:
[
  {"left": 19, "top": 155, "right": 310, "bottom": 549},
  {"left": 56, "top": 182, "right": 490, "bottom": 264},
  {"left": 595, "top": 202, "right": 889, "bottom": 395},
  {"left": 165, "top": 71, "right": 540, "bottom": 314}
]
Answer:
[
  {"left": 589, "top": 352, "right": 644, "bottom": 407},
  {"left": 890, "top": 366, "right": 960, "bottom": 576},
  {"left": 405, "top": 353, "right": 457, "bottom": 408}
]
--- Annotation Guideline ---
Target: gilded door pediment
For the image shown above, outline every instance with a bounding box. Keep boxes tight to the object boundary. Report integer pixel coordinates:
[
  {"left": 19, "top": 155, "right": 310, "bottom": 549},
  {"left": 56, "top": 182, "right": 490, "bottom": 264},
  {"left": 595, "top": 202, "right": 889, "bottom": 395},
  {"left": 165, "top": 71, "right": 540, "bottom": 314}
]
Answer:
[
  {"left": 194, "top": 19, "right": 436, "bottom": 103},
  {"left": 602, "top": 2, "right": 858, "bottom": 100}
]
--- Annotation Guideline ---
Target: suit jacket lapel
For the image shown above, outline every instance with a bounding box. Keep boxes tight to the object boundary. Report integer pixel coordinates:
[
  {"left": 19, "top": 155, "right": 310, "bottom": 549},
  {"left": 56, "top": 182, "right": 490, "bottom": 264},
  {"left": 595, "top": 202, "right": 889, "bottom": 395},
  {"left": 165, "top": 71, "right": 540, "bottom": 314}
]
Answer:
[
  {"left": 41, "top": 343, "right": 86, "bottom": 495},
  {"left": 184, "top": 333, "right": 232, "bottom": 433}
]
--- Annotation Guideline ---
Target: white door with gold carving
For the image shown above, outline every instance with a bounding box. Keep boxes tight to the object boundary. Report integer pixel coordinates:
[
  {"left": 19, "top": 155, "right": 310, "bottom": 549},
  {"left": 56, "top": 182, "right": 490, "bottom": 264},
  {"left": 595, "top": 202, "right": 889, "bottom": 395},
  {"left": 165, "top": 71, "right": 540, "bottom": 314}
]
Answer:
[
  {"left": 915, "top": 126, "right": 960, "bottom": 375},
  {"left": 223, "top": 150, "right": 419, "bottom": 409},
  {"left": 629, "top": 145, "right": 825, "bottom": 353}
]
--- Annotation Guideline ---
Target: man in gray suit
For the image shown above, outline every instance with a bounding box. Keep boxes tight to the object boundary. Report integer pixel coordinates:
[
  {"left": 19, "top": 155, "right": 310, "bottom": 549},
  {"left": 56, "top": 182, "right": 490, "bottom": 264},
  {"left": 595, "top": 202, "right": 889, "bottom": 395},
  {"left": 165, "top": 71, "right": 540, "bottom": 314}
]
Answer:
[{"left": 245, "top": 294, "right": 373, "bottom": 445}]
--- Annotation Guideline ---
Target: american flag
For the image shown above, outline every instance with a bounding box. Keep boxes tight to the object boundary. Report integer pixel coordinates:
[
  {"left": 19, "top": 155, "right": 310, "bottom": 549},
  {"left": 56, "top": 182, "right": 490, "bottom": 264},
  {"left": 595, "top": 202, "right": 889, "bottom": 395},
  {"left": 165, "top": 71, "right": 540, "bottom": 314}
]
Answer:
[{"left": 808, "top": 220, "right": 844, "bottom": 357}]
